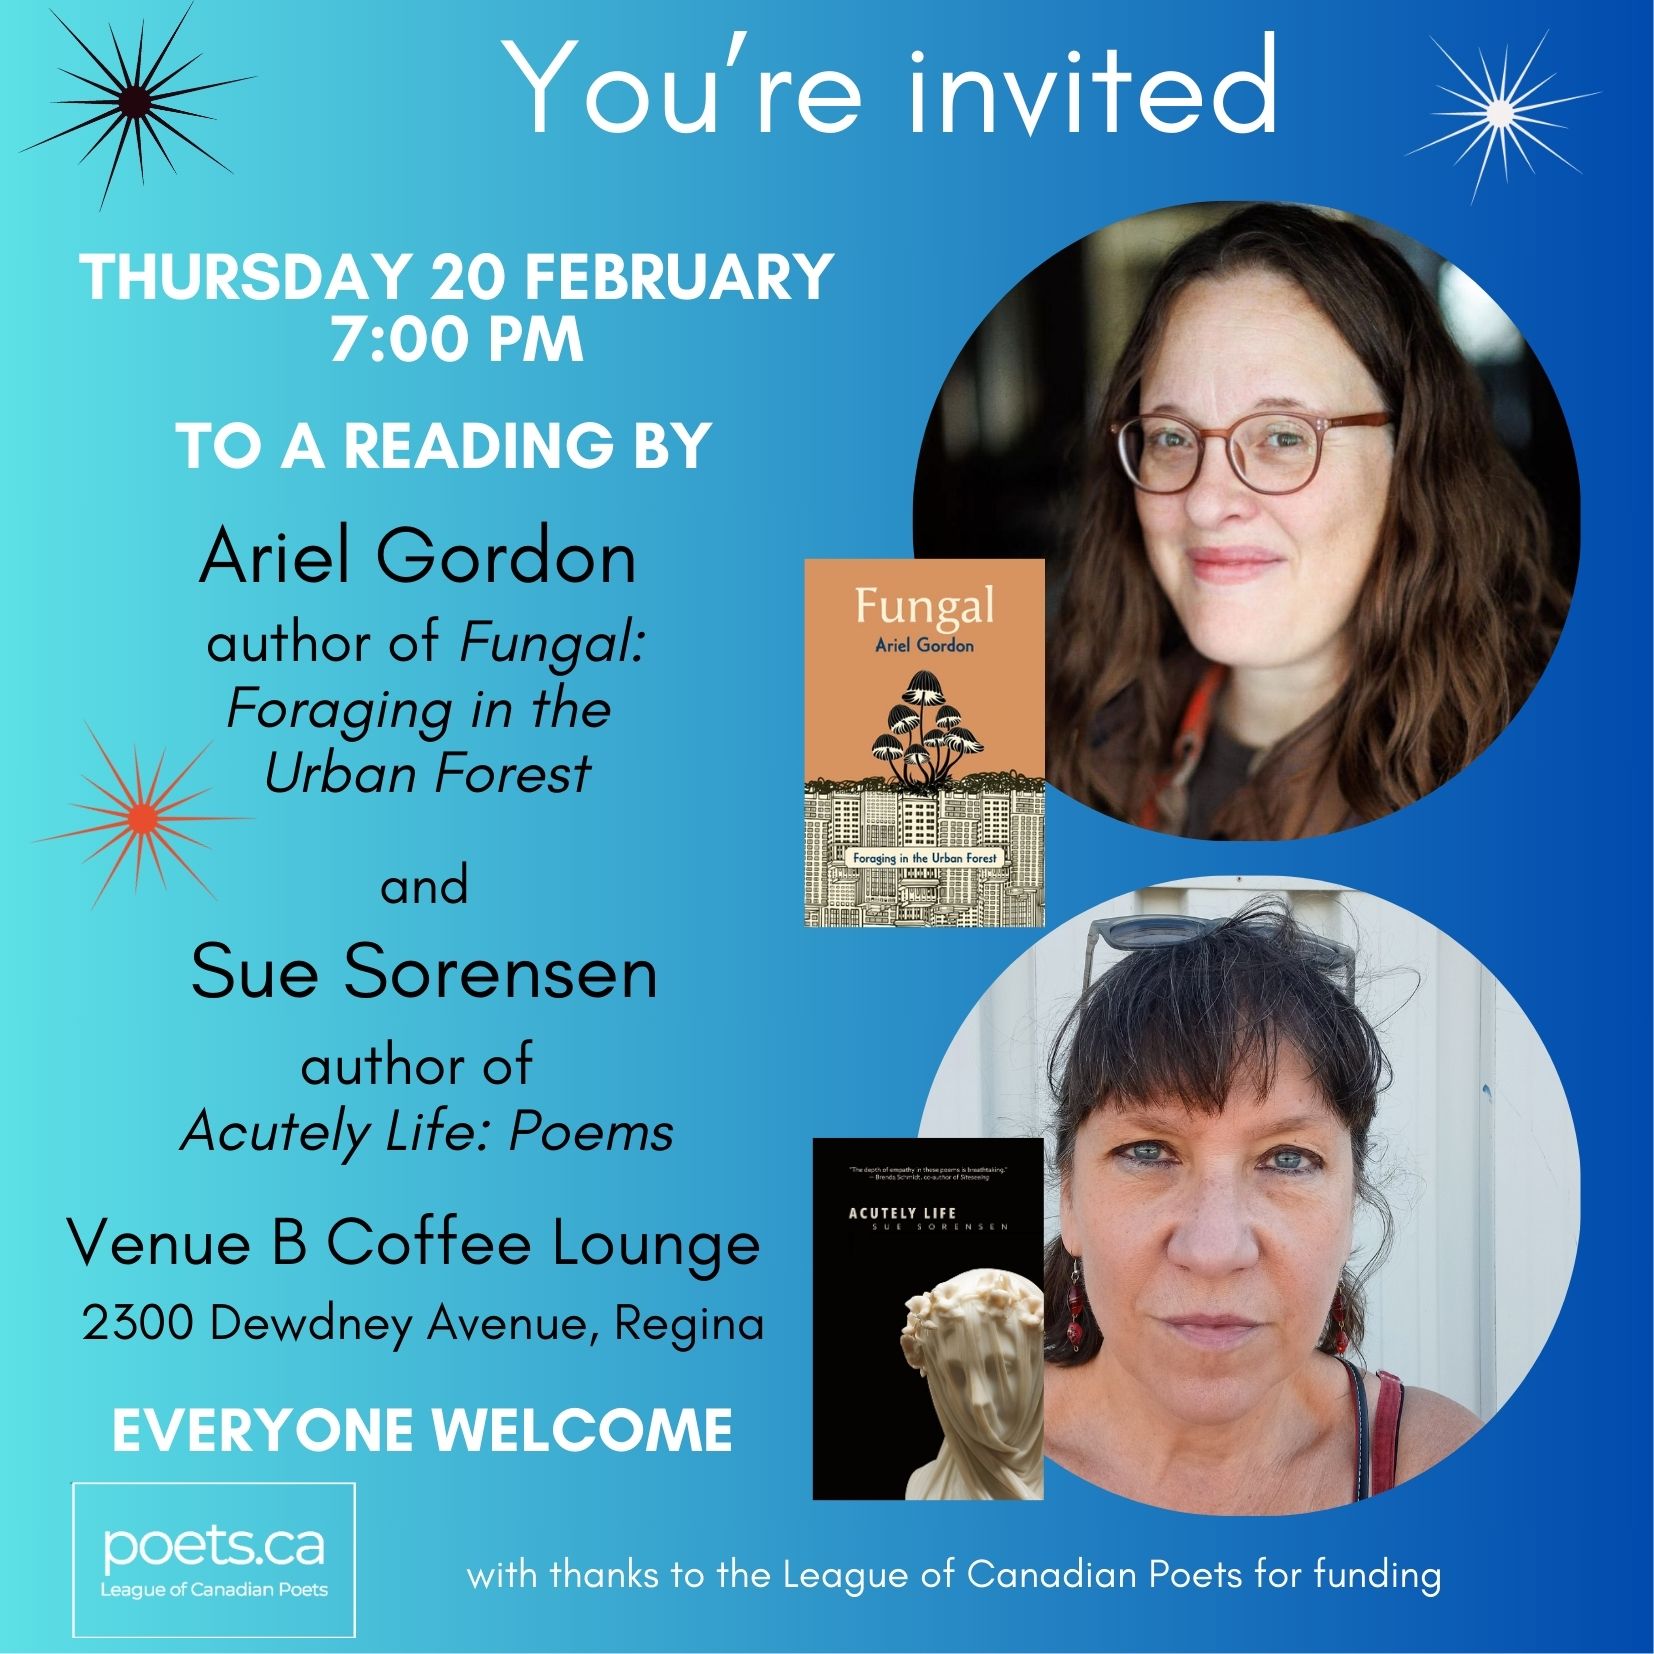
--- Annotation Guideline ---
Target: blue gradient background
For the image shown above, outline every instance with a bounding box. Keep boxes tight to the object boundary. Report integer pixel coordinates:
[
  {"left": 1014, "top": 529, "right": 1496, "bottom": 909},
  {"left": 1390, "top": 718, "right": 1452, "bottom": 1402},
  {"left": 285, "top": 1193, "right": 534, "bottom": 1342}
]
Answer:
[{"left": 4, "top": 4, "right": 1647, "bottom": 1650}]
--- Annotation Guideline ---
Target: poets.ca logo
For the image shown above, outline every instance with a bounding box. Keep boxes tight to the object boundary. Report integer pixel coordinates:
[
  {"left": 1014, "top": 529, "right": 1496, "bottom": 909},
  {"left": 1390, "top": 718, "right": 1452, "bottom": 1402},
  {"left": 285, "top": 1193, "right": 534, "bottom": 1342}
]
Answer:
[
  {"left": 102, "top": 1521, "right": 325, "bottom": 1577},
  {"left": 71, "top": 1482, "right": 356, "bottom": 1639}
]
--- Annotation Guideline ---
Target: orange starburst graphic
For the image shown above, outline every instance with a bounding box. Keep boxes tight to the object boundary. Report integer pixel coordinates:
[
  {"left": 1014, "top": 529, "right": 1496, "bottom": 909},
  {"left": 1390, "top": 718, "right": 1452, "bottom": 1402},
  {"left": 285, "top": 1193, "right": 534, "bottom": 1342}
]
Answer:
[{"left": 40, "top": 727, "right": 245, "bottom": 904}]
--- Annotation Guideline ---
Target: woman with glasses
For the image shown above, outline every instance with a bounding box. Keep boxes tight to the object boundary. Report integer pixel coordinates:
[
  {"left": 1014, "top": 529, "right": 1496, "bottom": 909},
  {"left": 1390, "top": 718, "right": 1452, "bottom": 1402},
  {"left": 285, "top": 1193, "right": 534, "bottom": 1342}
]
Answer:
[
  {"left": 1047, "top": 203, "right": 1568, "bottom": 837},
  {"left": 1044, "top": 904, "right": 1479, "bottom": 1513}
]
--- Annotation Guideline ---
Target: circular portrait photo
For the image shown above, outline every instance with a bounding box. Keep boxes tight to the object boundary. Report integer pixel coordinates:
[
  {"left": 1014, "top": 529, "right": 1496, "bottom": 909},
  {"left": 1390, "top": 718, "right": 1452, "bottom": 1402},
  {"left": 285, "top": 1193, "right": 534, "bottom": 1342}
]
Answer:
[
  {"left": 913, "top": 203, "right": 1577, "bottom": 839},
  {"left": 921, "top": 879, "right": 1579, "bottom": 1514}
]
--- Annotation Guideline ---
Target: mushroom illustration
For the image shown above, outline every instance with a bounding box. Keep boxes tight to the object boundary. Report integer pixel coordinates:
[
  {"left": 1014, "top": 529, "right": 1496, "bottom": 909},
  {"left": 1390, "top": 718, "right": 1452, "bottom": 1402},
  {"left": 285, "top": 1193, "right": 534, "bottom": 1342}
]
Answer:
[
  {"left": 864, "top": 675, "right": 988, "bottom": 793},
  {"left": 935, "top": 726, "right": 984, "bottom": 782},
  {"left": 903, "top": 670, "right": 945, "bottom": 706}
]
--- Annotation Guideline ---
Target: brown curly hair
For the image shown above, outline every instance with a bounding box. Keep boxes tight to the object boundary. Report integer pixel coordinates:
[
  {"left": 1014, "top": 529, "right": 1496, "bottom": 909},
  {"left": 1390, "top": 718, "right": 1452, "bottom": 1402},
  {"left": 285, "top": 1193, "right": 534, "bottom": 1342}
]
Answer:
[{"left": 1047, "top": 203, "right": 1569, "bottom": 834}]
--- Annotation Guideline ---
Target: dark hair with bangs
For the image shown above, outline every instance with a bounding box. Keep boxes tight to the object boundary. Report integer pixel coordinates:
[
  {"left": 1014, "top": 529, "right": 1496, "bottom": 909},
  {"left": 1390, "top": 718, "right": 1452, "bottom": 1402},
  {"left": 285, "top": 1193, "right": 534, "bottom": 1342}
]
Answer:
[{"left": 1045, "top": 901, "right": 1394, "bottom": 1364}]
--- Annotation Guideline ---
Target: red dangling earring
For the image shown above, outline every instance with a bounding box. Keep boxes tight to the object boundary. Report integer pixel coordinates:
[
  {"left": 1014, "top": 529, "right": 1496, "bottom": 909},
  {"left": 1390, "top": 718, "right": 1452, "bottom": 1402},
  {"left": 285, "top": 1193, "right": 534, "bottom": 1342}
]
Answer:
[
  {"left": 1067, "top": 1259, "right": 1086, "bottom": 1351},
  {"left": 1331, "top": 1288, "right": 1350, "bottom": 1355}
]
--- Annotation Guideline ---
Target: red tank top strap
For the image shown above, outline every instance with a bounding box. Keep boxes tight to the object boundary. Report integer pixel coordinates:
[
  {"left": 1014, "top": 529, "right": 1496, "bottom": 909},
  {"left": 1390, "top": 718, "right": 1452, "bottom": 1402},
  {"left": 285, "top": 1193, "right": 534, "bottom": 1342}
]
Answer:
[{"left": 1370, "top": 1370, "right": 1405, "bottom": 1495}]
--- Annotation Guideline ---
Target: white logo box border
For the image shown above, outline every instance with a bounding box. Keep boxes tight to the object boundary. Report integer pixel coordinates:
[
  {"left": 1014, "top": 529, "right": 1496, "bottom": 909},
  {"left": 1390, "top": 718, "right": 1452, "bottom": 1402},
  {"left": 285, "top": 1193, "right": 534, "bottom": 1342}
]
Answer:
[{"left": 70, "top": 1481, "right": 357, "bottom": 1640}]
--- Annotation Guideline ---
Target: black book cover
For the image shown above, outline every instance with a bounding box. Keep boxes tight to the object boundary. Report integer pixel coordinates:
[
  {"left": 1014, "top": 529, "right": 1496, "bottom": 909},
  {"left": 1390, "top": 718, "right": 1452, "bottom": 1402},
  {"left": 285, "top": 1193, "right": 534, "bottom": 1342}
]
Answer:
[{"left": 812, "top": 1136, "right": 1045, "bottom": 1500}]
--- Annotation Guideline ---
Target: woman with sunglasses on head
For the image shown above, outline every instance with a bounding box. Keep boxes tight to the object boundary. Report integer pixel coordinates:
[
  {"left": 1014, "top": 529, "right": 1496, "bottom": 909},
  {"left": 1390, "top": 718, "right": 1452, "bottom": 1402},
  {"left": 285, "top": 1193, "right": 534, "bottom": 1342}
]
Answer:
[
  {"left": 1044, "top": 904, "right": 1479, "bottom": 1514},
  {"left": 1047, "top": 203, "right": 1568, "bottom": 838}
]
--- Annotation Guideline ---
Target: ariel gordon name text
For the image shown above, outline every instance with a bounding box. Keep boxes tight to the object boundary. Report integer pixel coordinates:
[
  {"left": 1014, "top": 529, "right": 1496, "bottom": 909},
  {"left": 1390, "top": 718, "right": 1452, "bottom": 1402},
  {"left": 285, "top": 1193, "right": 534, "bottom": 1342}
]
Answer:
[
  {"left": 871, "top": 635, "right": 975, "bottom": 654},
  {"left": 199, "top": 522, "right": 637, "bottom": 585}
]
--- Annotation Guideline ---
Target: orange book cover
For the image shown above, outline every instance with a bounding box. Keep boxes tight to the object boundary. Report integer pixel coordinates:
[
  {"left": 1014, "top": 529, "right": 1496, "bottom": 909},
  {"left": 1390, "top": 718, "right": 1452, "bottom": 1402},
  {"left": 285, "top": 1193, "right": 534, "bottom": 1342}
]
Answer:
[{"left": 804, "top": 559, "right": 1045, "bottom": 928}]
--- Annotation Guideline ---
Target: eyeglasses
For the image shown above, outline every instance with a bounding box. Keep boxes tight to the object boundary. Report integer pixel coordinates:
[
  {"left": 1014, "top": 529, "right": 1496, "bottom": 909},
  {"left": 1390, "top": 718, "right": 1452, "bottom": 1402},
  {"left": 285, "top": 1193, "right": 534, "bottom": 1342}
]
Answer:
[
  {"left": 1112, "top": 410, "right": 1391, "bottom": 496},
  {"left": 1082, "top": 914, "right": 1356, "bottom": 995}
]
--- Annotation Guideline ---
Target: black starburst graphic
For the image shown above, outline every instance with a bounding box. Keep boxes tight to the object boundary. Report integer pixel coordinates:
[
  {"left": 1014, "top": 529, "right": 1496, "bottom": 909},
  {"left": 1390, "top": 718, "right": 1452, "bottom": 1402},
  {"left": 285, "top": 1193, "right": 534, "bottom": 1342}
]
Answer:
[{"left": 24, "top": 4, "right": 249, "bottom": 208}]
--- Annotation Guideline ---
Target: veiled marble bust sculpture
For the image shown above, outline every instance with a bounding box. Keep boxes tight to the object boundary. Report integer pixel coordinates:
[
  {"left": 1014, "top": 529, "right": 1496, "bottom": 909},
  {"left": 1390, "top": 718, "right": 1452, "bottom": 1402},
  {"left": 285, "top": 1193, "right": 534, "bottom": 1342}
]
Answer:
[{"left": 900, "top": 1267, "right": 1044, "bottom": 1500}]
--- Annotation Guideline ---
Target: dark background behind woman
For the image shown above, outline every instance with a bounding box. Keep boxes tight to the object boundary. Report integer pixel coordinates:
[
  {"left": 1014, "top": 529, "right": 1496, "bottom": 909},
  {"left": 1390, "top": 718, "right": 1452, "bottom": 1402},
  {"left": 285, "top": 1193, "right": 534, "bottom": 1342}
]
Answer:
[{"left": 912, "top": 203, "right": 1577, "bottom": 598}]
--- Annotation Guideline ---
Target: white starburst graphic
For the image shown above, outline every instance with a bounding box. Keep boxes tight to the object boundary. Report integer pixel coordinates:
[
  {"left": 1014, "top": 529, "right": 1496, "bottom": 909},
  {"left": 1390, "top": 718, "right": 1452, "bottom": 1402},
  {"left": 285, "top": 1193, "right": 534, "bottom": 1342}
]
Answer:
[{"left": 1410, "top": 32, "right": 1598, "bottom": 202}]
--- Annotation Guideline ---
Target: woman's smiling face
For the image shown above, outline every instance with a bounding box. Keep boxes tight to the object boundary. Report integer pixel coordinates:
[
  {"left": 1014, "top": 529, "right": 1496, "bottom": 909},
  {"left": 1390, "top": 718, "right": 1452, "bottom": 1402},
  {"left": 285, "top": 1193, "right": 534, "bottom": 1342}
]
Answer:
[
  {"left": 1133, "top": 269, "right": 1394, "bottom": 681},
  {"left": 1060, "top": 1043, "right": 1356, "bottom": 1424}
]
